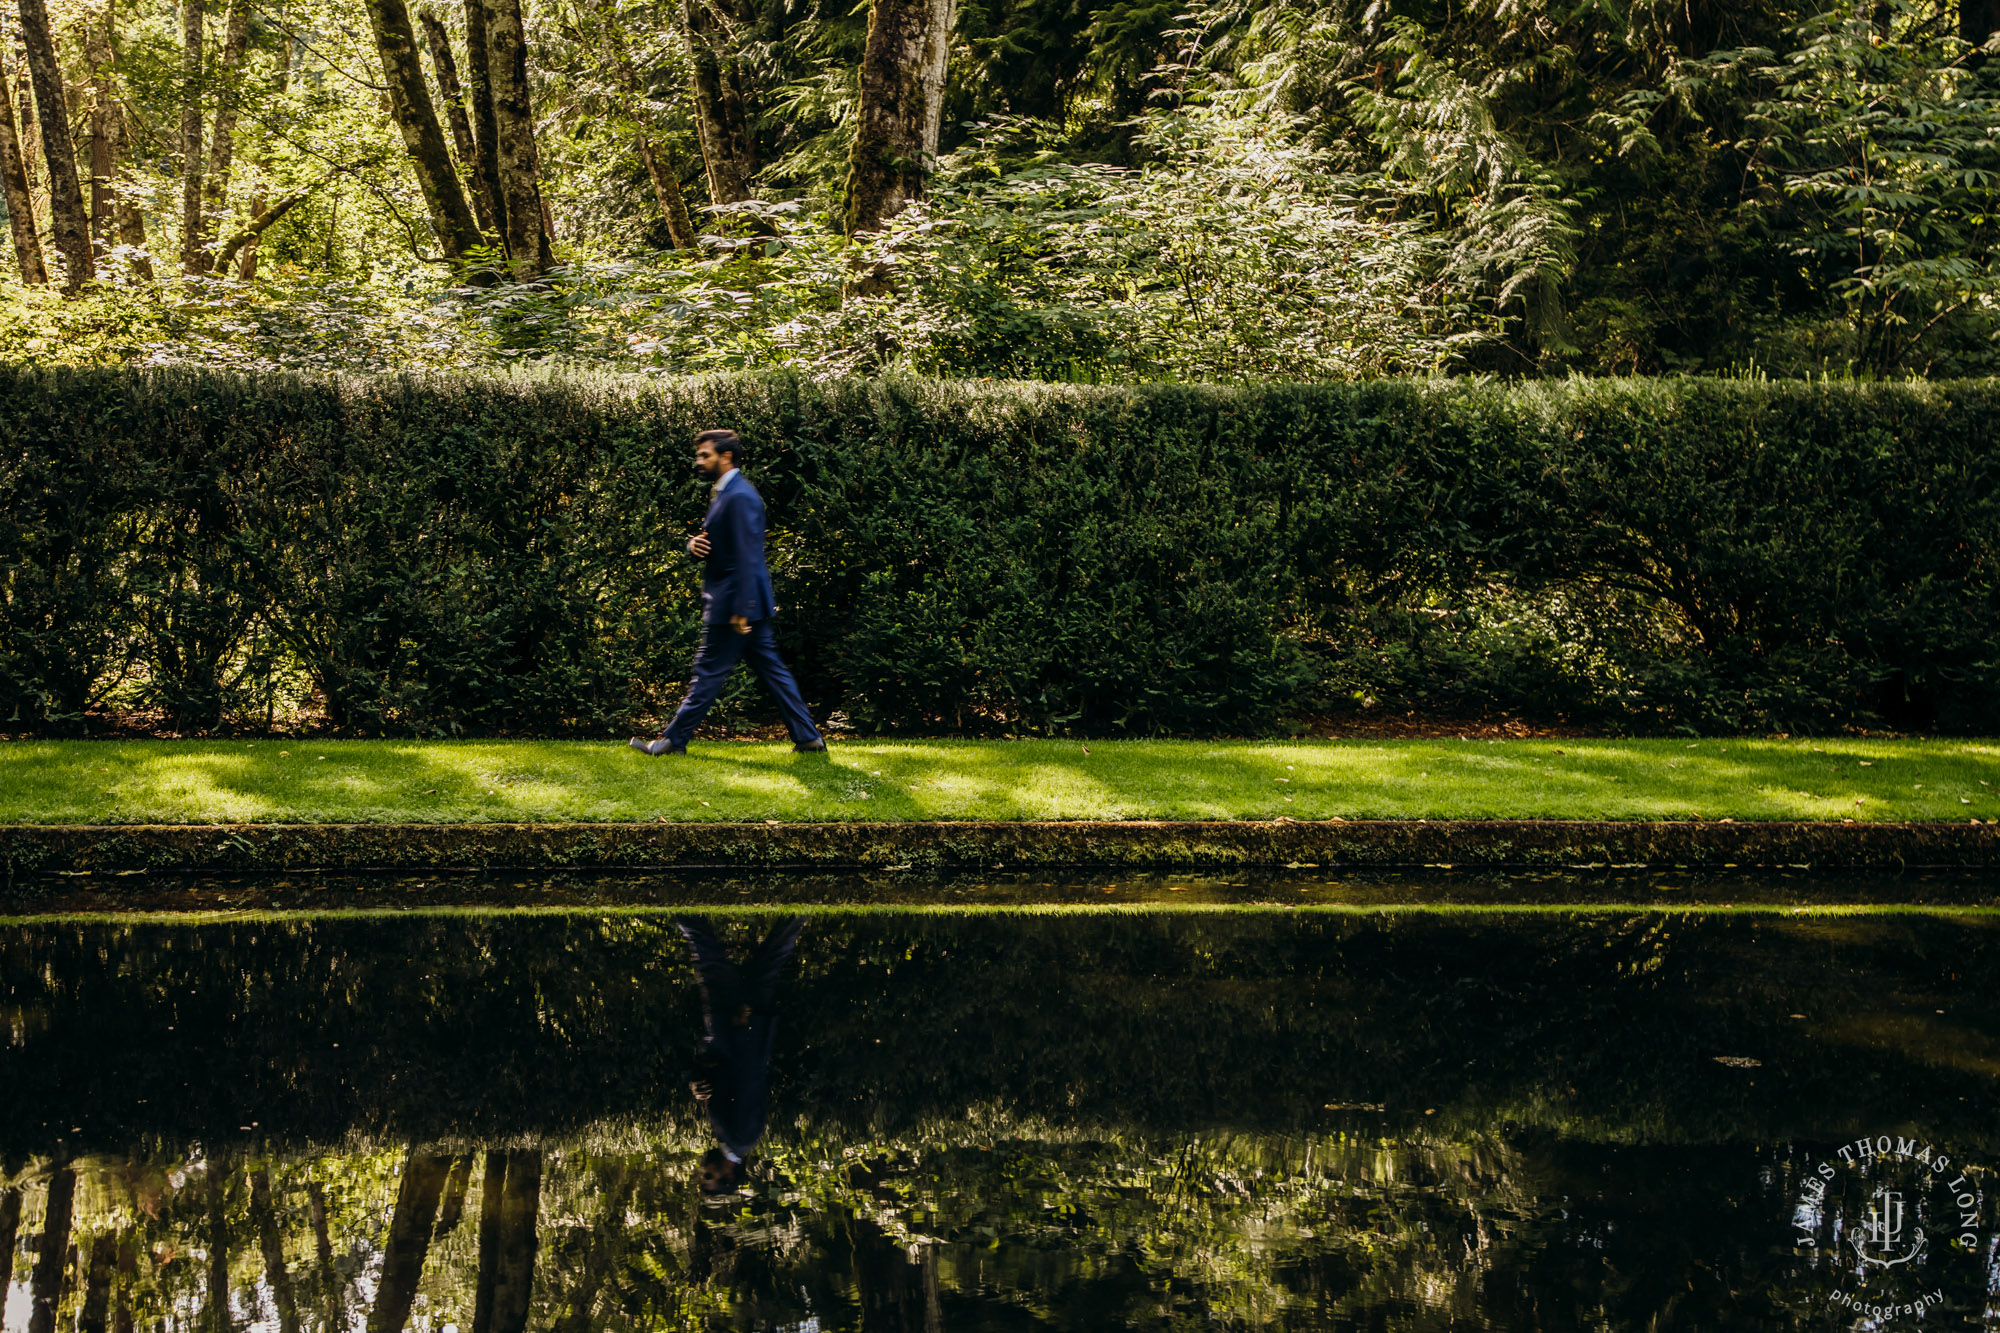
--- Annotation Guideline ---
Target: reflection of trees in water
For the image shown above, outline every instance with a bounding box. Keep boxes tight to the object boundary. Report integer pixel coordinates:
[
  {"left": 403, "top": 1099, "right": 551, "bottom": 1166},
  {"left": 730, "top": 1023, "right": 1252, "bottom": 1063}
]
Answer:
[{"left": 0, "top": 1121, "right": 1891, "bottom": 1331}]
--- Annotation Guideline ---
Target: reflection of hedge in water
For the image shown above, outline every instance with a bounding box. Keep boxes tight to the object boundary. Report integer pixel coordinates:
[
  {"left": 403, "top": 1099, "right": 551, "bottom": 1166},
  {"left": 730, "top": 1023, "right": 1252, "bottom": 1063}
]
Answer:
[
  {"left": 0, "top": 1127, "right": 1862, "bottom": 1331},
  {"left": 6, "top": 368, "right": 2000, "bottom": 735},
  {"left": 3, "top": 914, "right": 1997, "bottom": 1156}
]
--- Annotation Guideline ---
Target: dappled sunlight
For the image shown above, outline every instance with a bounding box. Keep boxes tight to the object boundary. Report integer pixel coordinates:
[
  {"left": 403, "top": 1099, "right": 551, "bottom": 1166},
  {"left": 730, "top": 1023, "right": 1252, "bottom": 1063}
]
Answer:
[{"left": 4, "top": 737, "right": 2000, "bottom": 824}]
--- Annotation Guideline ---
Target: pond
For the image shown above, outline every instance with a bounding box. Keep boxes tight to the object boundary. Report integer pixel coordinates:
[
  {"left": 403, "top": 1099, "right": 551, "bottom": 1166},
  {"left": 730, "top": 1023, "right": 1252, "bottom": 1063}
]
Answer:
[{"left": 1, "top": 872, "right": 1997, "bottom": 1330}]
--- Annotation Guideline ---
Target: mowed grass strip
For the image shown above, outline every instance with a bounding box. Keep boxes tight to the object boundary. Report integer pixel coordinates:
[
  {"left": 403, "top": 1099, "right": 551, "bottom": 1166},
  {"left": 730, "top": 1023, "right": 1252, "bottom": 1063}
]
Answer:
[{"left": 2, "top": 737, "right": 1999, "bottom": 825}]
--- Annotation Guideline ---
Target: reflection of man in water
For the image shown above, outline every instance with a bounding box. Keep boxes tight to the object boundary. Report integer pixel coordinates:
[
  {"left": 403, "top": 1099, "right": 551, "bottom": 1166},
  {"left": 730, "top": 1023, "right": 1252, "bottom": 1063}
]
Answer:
[{"left": 675, "top": 915, "right": 804, "bottom": 1194}]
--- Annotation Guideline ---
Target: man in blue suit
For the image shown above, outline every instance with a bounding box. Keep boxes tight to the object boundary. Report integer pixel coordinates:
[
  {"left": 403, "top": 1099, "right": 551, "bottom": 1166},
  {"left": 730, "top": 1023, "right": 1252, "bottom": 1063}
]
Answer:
[{"left": 631, "top": 430, "right": 826, "bottom": 755}]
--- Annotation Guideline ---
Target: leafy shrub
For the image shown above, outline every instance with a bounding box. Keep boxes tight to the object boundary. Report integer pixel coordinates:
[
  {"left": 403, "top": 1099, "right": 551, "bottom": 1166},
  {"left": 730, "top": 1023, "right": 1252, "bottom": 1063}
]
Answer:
[{"left": 1, "top": 368, "right": 1995, "bottom": 736}]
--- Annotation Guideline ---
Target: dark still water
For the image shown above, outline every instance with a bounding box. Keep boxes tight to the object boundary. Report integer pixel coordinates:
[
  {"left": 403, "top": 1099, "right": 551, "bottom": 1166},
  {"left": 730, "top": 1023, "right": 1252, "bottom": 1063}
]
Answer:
[{"left": 2, "top": 907, "right": 1998, "bottom": 1330}]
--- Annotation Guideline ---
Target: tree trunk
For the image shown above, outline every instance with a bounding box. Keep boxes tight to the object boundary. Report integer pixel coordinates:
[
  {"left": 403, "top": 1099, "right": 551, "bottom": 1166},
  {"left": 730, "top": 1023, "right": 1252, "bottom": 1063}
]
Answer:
[
  {"left": 472, "top": 1148, "right": 541, "bottom": 1333},
  {"left": 16, "top": 0, "right": 92, "bottom": 286},
  {"left": 248, "top": 1168, "right": 301, "bottom": 1333},
  {"left": 478, "top": 0, "right": 547, "bottom": 273},
  {"left": 0, "top": 41, "right": 46, "bottom": 281},
  {"left": 113, "top": 1237, "right": 136, "bottom": 1333},
  {"left": 490, "top": 1148, "right": 541, "bottom": 1333},
  {"left": 636, "top": 133, "right": 697, "bottom": 249},
  {"left": 362, "top": 0, "right": 483, "bottom": 260},
  {"left": 367, "top": 1150, "right": 452, "bottom": 1333},
  {"left": 77, "top": 1233, "right": 115, "bottom": 1333},
  {"left": 842, "top": 0, "right": 953, "bottom": 235},
  {"left": 82, "top": 3, "right": 114, "bottom": 259},
  {"left": 606, "top": 15, "right": 696, "bottom": 249},
  {"left": 434, "top": 1153, "right": 475, "bottom": 1238},
  {"left": 178, "top": 0, "right": 205, "bottom": 272},
  {"left": 27, "top": 1166, "right": 76, "bottom": 1333},
  {"left": 417, "top": 6, "right": 493, "bottom": 235},
  {"left": 203, "top": 0, "right": 250, "bottom": 226},
  {"left": 216, "top": 163, "right": 331, "bottom": 269},
  {"left": 471, "top": 1150, "right": 506, "bottom": 1333},
  {"left": 205, "top": 1157, "right": 232, "bottom": 1333},
  {"left": 0, "top": 1188, "right": 20, "bottom": 1299},
  {"left": 680, "top": 0, "right": 750, "bottom": 205},
  {"left": 1965, "top": 0, "right": 2000, "bottom": 47},
  {"left": 239, "top": 32, "right": 288, "bottom": 279},
  {"left": 308, "top": 1183, "right": 349, "bottom": 1333},
  {"left": 461, "top": 0, "right": 504, "bottom": 245}
]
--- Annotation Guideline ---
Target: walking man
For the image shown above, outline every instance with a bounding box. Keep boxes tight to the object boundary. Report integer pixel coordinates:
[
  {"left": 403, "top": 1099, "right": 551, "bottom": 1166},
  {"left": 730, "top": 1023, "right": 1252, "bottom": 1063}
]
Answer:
[
  {"left": 675, "top": 914, "right": 806, "bottom": 1194},
  {"left": 631, "top": 429, "right": 826, "bottom": 755}
]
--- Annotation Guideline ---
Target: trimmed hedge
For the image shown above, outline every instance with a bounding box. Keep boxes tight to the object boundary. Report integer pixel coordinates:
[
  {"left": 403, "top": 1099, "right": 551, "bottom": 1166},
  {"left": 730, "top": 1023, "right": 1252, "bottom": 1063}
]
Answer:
[{"left": 2, "top": 368, "right": 1997, "bottom": 735}]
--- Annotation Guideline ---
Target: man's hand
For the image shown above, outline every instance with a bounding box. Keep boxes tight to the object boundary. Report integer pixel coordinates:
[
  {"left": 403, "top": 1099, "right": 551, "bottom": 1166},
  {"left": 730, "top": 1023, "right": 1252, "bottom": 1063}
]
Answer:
[
  {"left": 730, "top": 614, "right": 751, "bottom": 635},
  {"left": 687, "top": 531, "right": 711, "bottom": 558}
]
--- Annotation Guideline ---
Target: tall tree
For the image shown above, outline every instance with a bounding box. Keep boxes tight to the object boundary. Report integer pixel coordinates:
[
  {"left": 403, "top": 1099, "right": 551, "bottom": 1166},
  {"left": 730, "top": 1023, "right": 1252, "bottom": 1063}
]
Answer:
[
  {"left": 114, "top": 1236, "right": 137, "bottom": 1333},
  {"left": 605, "top": 8, "right": 696, "bottom": 249},
  {"left": 0, "top": 37, "right": 46, "bottom": 281},
  {"left": 248, "top": 1167, "right": 301, "bottom": 1333},
  {"left": 461, "top": 0, "right": 505, "bottom": 245},
  {"left": 0, "top": 1188, "right": 20, "bottom": 1300},
  {"left": 238, "top": 32, "right": 289, "bottom": 279},
  {"left": 82, "top": 3, "right": 114, "bottom": 259},
  {"left": 77, "top": 1233, "right": 115, "bottom": 1333},
  {"left": 202, "top": 0, "right": 251, "bottom": 237},
  {"left": 479, "top": 0, "right": 549, "bottom": 272},
  {"left": 842, "top": 0, "right": 953, "bottom": 235},
  {"left": 178, "top": 0, "right": 205, "bottom": 272},
  {"left": 205, "top": 1157, "right": 232, "bottom": 1333},
  {"left": 472, "top": 1148, "right": 542, "bottom": 1333},
  {"left": 680, "top": 0, "right": 753, "bottom": 204},
  {"left": 435, "top": 1152, "right": 475, "bottom": 1237},
  {"left": 418, "top": 6, "right": 494, "bottom": 234},
  {"left": 16, "top": 0, "right": 92, "bottom": 286},
  {"left": 1967, "top": 0, "right": 2000, "bottom": 46},
  {"left": 362, "top": 0, "right": 485, "bottom": 260},
  {"left": 368, "top": 1150, "right": 452, "bottom": 1333},
  {"left": 307, "top": 1182, "right": 349, "bottom": 1333},
  {"left": 27, "top": 1165, "right": 75, "bottom": 1333}
]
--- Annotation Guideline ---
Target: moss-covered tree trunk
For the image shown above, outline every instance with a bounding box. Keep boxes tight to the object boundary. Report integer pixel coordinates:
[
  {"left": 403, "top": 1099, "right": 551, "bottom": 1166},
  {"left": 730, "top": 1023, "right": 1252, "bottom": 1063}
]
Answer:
[
  {"left": 248, "top": 1167, "right": 301, "bottom": 1333},
  {"left": 418, "top": 6, "right": 494, "bottom": 236},
  {"left": 363, "top": 0, "right": 484, "bottom": 262},
  {"left": 0, "top": 1188, "right": 20, "bottom": 1308},
  {"left": 842, "top": 0, "right": 952, "bottom": 236},
  {"left": 0, "top": 44, "right": 46, "bottom": 282},
  {"left": 478, "top": 0, "right": 548, "bottom": 274},
  {"left": 202, "top": 0, "right": 251, "bottom": 235},
  {"left": 16, "top": 0, "right": 92, "bottom": 287},
  {"left": 1966, "top": 0, "right": 2000, "bottom": 46},
  {"left": 681, "top": 0, "right": 753, "bottom": 205},
  {"left": 178, "top": 0, "right": 204, "bottom": 273},
  {"left": 368, "top": 1150, "right": 451, "bottom": 1333},
  {"left": 82, "top": 4, "right": 115, "bottom": 260},
  {"left": 462, "top": 0, "right": 505, "bottom": 247},
  {"left": 27, "top": 1165, "right": 75, "bottom": 1333},
  {"left": 77, "top": 1234, "right": 114, "bottom": 1333}
]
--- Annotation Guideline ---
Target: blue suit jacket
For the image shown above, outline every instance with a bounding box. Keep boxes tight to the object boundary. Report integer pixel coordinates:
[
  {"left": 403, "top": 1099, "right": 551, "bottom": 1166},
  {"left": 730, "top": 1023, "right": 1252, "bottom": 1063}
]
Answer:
[{"left": 698, "top": 474, "right": 778, "bottom": 624}]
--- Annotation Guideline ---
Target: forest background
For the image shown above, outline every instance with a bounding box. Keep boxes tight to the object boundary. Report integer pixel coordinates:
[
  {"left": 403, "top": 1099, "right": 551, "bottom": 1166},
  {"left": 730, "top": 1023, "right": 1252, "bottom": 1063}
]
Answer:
[{"left": 2, "top": 0, "right": 1999, "bottom": 381}]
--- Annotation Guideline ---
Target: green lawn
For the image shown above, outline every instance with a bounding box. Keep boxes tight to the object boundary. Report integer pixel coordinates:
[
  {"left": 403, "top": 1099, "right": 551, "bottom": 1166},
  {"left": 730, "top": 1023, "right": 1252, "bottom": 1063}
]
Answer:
[{"left": 1, "top": 737, "right": 1997, "bottom": 824}]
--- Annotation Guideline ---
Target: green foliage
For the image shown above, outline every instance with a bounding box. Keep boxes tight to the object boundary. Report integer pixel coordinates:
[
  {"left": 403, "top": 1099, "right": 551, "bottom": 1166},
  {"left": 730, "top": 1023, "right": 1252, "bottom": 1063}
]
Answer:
[{"left": 3, "top": 367, "right": 1998, "bottom": 736}]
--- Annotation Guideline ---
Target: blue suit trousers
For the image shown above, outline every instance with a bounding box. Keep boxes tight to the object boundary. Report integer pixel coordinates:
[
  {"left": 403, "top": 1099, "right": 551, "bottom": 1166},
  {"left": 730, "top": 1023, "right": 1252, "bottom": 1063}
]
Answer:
[{"left": 662, "top": 618, "right": 820, "bottom": 746}]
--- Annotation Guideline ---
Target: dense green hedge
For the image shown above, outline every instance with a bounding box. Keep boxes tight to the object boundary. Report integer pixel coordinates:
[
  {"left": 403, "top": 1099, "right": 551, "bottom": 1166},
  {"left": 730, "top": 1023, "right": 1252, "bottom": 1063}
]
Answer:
[{"left": 3, "top": 368, "right": 1997, "bottom": 735}]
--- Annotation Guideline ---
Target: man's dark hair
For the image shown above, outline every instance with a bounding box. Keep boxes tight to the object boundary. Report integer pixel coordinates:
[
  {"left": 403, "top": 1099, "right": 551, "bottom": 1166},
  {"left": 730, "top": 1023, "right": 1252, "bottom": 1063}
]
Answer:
[{"left": 694, "top": 428, "right": 742, "bottom": 463}]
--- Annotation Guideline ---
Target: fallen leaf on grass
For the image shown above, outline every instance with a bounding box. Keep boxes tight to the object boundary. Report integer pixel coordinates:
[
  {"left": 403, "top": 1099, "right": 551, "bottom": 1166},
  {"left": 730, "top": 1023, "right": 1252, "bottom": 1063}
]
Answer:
[{"left": 1712, "top": 1056, "right": 1762, "bottom": 1068}]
